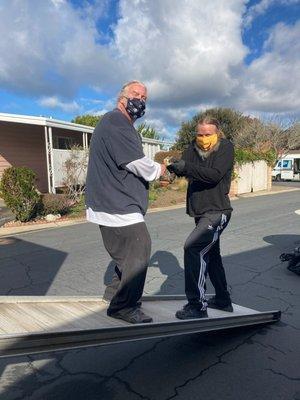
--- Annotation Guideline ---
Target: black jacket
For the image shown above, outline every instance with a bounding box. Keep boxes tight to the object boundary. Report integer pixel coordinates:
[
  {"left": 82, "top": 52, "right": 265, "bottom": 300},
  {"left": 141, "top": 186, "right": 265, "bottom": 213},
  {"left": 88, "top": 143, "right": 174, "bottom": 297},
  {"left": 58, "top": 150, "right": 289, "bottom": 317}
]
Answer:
[{"left": 181, "top": 138, "right": 234, "bottom": 217}]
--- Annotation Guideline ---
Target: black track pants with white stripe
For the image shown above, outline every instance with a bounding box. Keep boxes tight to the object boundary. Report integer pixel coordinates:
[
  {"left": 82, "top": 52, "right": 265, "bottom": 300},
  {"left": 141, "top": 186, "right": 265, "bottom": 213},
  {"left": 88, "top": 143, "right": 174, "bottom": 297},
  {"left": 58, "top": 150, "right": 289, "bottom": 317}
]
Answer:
[{"left": 184, "top": 211, "right": 231, "bottom": 309}]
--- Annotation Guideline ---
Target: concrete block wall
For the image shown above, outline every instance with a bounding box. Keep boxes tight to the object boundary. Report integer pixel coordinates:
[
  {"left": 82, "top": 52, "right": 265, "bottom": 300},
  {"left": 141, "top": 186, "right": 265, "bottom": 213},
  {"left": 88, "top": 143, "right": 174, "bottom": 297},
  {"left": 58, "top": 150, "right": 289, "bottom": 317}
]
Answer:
[{"left": 230, "top": 160, "right": 271, "bottom": 196}]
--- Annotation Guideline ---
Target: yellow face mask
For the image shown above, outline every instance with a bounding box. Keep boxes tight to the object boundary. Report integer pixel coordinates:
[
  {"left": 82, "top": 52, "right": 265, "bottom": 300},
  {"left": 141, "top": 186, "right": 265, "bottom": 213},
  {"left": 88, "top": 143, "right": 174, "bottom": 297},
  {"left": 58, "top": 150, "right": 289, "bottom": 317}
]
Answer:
[{"left": 196, "top": 133, "right": 218, "bottom": 151}]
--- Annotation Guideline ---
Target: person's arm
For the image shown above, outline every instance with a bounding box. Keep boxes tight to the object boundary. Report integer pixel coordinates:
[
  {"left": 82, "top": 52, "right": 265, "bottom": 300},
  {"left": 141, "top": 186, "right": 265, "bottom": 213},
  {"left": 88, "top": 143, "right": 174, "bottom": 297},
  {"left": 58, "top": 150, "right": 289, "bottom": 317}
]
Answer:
[
  {"left": 168, "top": 142, "right": 234, "bottom": 184},
  {"left": 126, "top": 156, "right": 165, "bottom": 181},
  {"left": 185, "top": 144, "right": 234, "bottom": 184}
]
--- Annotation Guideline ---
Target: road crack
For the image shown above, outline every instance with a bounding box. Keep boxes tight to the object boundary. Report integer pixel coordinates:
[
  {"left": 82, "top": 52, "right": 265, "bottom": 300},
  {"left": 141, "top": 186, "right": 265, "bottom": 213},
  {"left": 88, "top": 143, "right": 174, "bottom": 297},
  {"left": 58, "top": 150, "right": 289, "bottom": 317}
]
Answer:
[
  {"left": 265, "top": 368, "right": 300, "bottom": 381},
  {"left": 164, "top": 329, "right": 262, "bottom": 399}
]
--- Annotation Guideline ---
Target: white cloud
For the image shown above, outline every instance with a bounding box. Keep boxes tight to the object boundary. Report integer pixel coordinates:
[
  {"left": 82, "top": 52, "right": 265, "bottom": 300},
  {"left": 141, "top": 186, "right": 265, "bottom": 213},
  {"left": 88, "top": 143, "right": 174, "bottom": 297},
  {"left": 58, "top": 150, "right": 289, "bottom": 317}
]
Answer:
[
  {"left": 0, "top": 0, "right": 299, "bottom": 133},
  {"left": 114, "top": 0, "right": 248, "bottom": 107},
  {"left": 141, "top": 117, "right": 173, "bottom": 141},
  {"left": 236, "top": 21, "right": 300, "bottom": 114},
  {"left": 0, "top": 0, "right": 248, "bottom": 104},
  {"left": 50, "top": 0, "right": 65, "bottom": 7},
  {"left": 39, "top": 96, "right": 80, "bottom": 113},
  {"left": 82, "top": 97, "right": 116, "bottom": 115},
  {"left": 0, "top": 0, "right": 121, "bottom": 97}
]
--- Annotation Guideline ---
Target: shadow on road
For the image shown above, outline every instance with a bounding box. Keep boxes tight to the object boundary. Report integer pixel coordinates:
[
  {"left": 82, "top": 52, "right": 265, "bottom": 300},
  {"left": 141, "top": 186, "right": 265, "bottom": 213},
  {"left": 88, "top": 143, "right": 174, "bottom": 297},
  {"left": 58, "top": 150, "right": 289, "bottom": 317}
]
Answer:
[
  {"left": 0, "top": 237, "right": 67, "bottom": 295},
  {"left": 263, "top": 234, "right": 300, "bottom": 248},
  {"left": 149, "top": 250, "right": 184, "bottom": 295},
  {"left": 0, "top": 234, "right": 299, "bottom": 399},
  {"left": 103, "top": 250, "right": 184, "bottom": 299}
]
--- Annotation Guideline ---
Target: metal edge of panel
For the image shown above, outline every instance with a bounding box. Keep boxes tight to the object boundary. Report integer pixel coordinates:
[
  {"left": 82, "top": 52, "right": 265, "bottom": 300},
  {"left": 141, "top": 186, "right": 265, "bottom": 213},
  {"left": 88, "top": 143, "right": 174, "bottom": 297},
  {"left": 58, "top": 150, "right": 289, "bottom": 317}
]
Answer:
[
  {"left": 0, "top": 296, "right": 105, "bottom": 303},
  {"left": 0, "top": 295, "right": 187, "bottom": 303},
  {"left": 0, "top": 310, "right": 281, "bottom": 358}
]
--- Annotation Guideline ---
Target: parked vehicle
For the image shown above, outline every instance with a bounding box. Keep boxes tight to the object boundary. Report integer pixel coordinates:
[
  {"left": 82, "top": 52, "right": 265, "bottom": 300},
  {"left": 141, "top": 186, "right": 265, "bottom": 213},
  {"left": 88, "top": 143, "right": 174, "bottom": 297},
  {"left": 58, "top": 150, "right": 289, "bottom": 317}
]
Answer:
[{"left": 272, "top": 153, "right": 300, "bottom": 181}]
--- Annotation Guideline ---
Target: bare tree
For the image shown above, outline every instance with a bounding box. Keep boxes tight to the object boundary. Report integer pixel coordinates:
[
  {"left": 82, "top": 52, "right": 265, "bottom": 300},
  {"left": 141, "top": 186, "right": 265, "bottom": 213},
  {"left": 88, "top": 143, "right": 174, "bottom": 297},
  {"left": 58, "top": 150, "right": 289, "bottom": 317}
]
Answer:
[
  {"left": 234, "top": 115, "right": 300, "bottom": 165},
  {"left": 233, "top": 118, "right": 267, "bottom": 151},
  {"left": 63, "top": 145, "right": 89, "bottom": 203},
  {"left": 264, "top": 116, "right": 300, "bottom": 159},
  {"left": 286, "top": 122, "right": 300, "bottom": 151}
]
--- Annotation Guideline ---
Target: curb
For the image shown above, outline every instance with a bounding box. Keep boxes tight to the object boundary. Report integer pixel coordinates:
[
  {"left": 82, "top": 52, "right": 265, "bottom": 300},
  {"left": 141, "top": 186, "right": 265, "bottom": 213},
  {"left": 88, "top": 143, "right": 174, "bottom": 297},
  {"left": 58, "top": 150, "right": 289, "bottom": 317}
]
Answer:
[
  {"left": 0, "top": 219, "right": 86, "bottom": 238},
  {"left": 0, "top": 186, "right": 299, "bottom": 237},
  {"left": 237, "top": 186, "right": 300, "bottom": 199}
]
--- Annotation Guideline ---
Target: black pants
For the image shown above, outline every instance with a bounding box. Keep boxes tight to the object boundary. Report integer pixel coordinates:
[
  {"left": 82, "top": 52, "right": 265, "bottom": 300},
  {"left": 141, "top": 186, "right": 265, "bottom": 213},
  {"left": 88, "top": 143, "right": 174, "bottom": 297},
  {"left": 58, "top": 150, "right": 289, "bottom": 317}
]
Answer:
[
  {"left": 184, "top": 211, "right": 231, "bottom": 309},
  {"left": 99, "top": 222, "right": 151, "bottom": 313}
]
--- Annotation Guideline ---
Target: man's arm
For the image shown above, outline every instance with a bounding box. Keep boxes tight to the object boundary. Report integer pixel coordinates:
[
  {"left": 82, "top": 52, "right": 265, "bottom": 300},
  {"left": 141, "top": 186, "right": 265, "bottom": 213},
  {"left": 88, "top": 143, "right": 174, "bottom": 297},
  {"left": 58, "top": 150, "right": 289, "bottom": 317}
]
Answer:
[{"left": 126, "top": 156, "right": 166, "bottom": 182}]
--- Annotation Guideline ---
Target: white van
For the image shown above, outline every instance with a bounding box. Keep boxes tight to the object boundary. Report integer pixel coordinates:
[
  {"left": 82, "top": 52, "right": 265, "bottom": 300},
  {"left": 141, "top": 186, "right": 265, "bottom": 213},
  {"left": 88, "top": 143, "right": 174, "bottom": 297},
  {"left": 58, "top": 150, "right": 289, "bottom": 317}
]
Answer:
[{"left": 272, "top": 153, "right": 300, "bottom": 181}]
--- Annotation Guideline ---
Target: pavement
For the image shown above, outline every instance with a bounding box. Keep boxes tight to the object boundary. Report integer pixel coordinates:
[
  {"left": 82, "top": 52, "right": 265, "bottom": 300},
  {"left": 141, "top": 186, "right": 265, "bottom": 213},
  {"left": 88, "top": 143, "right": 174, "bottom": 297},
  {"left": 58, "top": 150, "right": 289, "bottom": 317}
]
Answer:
[
  {"left": 0, "top": 199, "right": 14, "bottom": 228},
  {"left": 0, "top": 184, "right": 299, "bottom": 237},
  {"left": 0, "top": 189, "right": 299, "bottom": 399}
]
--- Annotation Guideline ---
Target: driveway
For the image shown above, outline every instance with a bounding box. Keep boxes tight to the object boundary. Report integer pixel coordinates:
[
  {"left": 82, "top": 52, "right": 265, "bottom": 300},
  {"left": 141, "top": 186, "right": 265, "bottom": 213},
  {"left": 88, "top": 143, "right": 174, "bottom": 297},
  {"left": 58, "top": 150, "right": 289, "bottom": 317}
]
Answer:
[
  {"left": 0, "top": 191, "right": 299, "bottom": 400},
  {"left": 0, "top": 199, "right": 14, "bottom": 227}
]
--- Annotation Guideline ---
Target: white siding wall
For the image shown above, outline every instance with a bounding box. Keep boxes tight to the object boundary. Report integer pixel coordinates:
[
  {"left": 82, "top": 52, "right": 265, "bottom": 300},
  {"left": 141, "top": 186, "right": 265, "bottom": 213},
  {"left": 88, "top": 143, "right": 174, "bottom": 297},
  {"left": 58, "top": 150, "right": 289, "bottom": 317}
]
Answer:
[
  {"left": 53, "top": 149, "right": 87, "bottom": 188},
  {"left": 52, "top": 139, "right": 171, "bottom": 188}
]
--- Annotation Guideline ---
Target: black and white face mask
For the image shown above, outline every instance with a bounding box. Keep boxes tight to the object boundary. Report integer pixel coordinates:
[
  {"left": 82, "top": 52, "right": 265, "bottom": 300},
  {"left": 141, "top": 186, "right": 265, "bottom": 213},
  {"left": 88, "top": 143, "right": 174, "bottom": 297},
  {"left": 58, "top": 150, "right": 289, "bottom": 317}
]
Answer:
[{"left": 125, "top": 98, "right": 146, "bottom": 121}]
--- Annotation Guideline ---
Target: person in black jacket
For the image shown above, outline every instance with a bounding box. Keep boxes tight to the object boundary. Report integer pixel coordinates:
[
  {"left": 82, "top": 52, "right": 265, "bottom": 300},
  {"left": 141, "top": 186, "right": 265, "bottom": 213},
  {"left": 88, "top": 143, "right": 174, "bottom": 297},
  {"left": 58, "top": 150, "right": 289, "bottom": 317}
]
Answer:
[{"left": 167, "top": 116, "right": 234, "bottom": 319}]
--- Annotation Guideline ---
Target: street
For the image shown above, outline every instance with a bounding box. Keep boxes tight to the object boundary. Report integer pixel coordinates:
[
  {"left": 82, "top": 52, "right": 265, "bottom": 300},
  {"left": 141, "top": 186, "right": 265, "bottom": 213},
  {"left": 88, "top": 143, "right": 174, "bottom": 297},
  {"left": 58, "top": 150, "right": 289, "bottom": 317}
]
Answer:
[
  {"left": 0, "top": 190, "right": 299, "bottom": 400},
  {"left": 273, "top": 181, "right": 300, "bottom": 188}
]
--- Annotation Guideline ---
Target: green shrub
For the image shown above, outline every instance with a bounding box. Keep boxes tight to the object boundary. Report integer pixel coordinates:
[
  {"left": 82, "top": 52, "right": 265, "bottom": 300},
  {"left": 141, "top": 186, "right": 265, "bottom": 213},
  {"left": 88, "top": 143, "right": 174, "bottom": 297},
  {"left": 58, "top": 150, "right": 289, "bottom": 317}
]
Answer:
[
  {"left": 149, "top": 183, "right": 161, "bottom": 203},
  {"left": 40, "top": 194, "right": 71, "bottom": 215},
  {"left": 0, "top": 167, "right": 40, "bottom": 222},
  {"left": 68, "top": 195, "right": 85, "bottom": 217},
  {"left": 234, "top": 148, "right": 277, "bottom": 167},
  {"left": 151, "top": 180, "right": 161, "bottom": 190},
  {"left": 173, "top": 107, "right": 246, "bottom": 150}
]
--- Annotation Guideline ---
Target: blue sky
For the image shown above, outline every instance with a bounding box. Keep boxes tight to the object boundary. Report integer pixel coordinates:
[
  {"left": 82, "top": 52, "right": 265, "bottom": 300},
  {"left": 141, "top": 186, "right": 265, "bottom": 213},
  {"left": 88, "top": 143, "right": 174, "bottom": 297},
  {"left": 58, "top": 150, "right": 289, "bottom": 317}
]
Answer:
[
  {"left": 0, "top": 0, "right": 299, "bottom": 139},
  {"left": 243, "top": 0, "right": 300, "bottom": 63}
]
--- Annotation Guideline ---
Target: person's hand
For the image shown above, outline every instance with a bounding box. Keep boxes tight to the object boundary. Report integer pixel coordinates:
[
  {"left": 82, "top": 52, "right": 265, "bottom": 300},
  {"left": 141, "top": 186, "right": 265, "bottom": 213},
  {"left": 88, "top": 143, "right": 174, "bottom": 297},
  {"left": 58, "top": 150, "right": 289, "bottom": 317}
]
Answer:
[
  {"left": 167, "top": 159, "right": 186, "bottom": 176},
  {"left": 163, "top": 157, "right": 171, "bottom": 166},
  {"left": 160, "top": 163, "right": 167, "bottom": 176}
]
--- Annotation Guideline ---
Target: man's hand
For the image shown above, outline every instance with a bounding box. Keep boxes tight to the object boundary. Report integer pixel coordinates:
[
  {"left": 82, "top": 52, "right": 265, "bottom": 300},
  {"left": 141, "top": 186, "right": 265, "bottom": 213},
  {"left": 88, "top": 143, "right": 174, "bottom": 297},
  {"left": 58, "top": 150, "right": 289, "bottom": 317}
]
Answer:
[
  {"left": 160, "top": 163, "right": 167, "bottom": 176},
  {"left": 167, "top": 159, "right": 186, "bottom": 176}
]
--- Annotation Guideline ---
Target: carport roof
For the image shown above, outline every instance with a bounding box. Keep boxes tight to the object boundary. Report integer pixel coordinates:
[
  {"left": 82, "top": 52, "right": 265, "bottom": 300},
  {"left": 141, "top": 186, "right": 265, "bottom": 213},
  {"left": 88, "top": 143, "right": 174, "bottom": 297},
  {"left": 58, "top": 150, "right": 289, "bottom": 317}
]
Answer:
[{"left": 0, "top": 112, "right": 94, "bottom": 133}]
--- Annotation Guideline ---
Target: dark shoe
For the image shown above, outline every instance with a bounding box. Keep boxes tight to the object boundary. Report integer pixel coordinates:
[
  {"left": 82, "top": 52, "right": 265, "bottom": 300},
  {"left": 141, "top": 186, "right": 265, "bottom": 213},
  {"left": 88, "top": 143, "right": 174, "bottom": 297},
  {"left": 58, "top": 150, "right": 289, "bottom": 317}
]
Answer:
[
  {"left": 207, "top": 297, "right": 233, "bottom": 312},
  {"left": 103, "top": 295, "right": 142, "bottom": 308},
  {"left": 176, "top": 304, "right": 208, "bottom": 320},
  {"left": 104, "top": 300, "right": 142, "bottom": 308},
  {"left": 107, "top": 307, "right": 153, "bottom": 324}
]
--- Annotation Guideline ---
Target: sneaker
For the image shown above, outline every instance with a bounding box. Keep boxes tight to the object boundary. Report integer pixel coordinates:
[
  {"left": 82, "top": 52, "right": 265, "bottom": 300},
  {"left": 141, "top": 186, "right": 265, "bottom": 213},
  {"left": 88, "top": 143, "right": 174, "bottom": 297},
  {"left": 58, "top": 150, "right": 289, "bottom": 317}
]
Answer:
[
  {"left": 207, "top": 297, "right": 233, "bottom": 312},
  {"left": 107, "top": 307, "right": 153, "bottom": 324},
  {"left": 175, "top": 304, "right": 208, "bottom": 320}
]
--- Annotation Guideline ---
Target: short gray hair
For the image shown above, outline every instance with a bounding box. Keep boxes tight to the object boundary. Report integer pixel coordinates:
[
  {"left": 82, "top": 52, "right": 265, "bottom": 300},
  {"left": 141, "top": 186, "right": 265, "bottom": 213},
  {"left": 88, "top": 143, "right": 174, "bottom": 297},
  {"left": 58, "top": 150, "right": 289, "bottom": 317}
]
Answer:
[{"left": 117, "top": 80, "right": 146, "bottom": 103}]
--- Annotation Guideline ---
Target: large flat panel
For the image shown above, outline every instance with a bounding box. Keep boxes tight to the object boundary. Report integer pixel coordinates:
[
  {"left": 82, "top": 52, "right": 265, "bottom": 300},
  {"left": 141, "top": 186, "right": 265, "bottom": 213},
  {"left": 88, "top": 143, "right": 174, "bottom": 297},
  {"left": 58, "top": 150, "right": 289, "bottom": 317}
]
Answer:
[{"left": 0, "top": 296, "right": 280, "bottom": 358}]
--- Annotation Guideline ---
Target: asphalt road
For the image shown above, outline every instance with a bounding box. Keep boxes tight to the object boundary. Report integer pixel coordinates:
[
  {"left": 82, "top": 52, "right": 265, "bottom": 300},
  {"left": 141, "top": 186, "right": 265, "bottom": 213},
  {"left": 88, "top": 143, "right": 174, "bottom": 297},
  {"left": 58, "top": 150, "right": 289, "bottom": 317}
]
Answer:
[
  {"left": 273, "top": 180, "right": 300, "bottom": 188},
  {"left": 0, "top": 204, "right": 14, "bottom": 228},
  {"left": 0, "top": 190, "right": 299, "bottom": 400}
]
